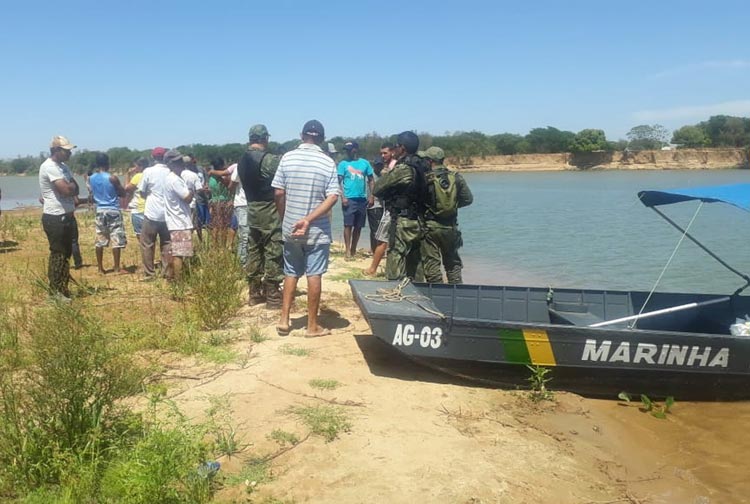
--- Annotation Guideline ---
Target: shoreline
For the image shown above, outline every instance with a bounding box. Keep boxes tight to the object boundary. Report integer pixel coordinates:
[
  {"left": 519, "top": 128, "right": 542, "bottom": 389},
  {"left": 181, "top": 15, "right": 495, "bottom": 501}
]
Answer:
[{"left": 450, "top": 147, "right": 749, "bottom": 172}]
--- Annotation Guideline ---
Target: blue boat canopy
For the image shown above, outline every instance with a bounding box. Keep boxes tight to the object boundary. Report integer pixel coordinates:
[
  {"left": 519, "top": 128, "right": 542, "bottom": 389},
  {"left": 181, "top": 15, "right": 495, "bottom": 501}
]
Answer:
[{"left": 638, "top": 184, "right": 750, "bottom": 213}]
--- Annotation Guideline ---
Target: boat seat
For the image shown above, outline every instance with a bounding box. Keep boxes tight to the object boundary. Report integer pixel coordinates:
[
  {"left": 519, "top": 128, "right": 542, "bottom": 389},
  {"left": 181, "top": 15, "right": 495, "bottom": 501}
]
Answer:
[{"left": 548, "top": 303, "right": 604, "bottom": 326}]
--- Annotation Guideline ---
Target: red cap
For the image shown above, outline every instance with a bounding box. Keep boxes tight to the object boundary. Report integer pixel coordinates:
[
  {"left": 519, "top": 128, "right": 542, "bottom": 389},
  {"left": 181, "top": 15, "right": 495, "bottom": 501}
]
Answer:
[{"left": 151, "top": 147, "right": 167, "bottom": 158}]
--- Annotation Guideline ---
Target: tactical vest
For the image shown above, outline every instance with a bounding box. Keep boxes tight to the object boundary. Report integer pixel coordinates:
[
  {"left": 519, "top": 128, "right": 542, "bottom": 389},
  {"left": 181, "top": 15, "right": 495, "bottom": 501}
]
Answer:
[
  {"left": 238, "top": 150, "right": 273, "bottom": 202},
  {"left": 390, "top": 154, "right": 430, "bottom": 218}
]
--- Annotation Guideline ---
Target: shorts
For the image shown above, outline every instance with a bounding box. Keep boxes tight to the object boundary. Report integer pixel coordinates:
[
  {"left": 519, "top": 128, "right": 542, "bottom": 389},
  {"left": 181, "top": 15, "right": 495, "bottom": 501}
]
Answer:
[
  {"left": 131, "top": 212, "right": 144, "bottom": 235},
  {"left": 169, "top": 229, "right": 194, "bottom": 257},
  {"left": 95, "top": 210, "right": 127, "bottom": 248},
  {"left": 283, "top": 240, "right": 330, "bottom": 277},
  {"left": 342, "top": 197, "right": 367, "bottom": 228},
  {"left": 374, "top": 209, "right": 391, "bottom": 243}
]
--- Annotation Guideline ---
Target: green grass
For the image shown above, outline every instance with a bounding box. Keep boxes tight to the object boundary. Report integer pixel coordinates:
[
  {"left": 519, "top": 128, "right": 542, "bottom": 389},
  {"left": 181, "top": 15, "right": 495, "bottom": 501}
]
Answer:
[
  {"left": 328, "top": 266, "right": 368, "bottom": 282},
  {"left": 250, "top": 325, "right": 269, "bottom": 343},
  {"left": 278, "top": 344, "right": 310, "bottom": 357},
  {"left": 267, "top": 429, "right": 300, "bottom": 447},
  {"left": 290, "top": 405, "right": 352, "bottom": 442},
  {"left": 225, "top": 457, "right": 273, "bottom": 494},
  {"left": 308, "top": 378, "right": 341, "bottom": 391}
]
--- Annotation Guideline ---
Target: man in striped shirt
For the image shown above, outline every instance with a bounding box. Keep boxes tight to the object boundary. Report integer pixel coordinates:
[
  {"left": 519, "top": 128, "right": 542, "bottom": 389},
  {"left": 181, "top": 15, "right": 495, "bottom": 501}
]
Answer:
[{"left": 271, "top": 119, "right": 339, "bottom": 337}]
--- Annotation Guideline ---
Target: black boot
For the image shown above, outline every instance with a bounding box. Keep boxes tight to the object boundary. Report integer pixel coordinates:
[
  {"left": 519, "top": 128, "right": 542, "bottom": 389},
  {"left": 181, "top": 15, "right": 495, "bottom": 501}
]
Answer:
[
  {"left": 264, "top": 282, "right": 282, "bottom": 309},
  {"left": 248, "top": 282, "right": 265, "bottom": 306}
]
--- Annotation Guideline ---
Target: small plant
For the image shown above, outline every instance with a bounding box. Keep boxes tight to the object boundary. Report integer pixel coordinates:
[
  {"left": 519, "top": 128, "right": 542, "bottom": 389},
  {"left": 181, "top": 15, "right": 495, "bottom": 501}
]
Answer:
[
  {"left": 618, "top": 392, "right": 676, "bottom": 419},
  {"left": 526, "top": 365, "right": 554, "bottom": 402},
  {"left": 250, "top": 325, "right": 269, "bottom": 343},
  {"left": 268, "top": 429, "right": 300, "bottom": 448},
  {"left": 184, "top": 243, "right": 244, "bottom": 330},
  {"left": 279, "top": 344, "right": 310, "bottom": 357},
  {"left": 290, "top": 405, "right": 352, "bottom": 442},
  {"left": 206, "top": 395, "right": 246, "bottom": 458},
  {"left": 225, "top": 457, "right": 273, "bottom": 495},
  {"left": 308, "top": 378, "right": 341, "bottom": 391}
]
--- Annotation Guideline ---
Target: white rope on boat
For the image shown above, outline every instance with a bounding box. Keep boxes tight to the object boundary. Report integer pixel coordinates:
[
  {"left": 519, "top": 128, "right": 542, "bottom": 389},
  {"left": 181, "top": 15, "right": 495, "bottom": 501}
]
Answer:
[
  {"left": 630, "top": 201, "right": 703, "bottom": 329},
  {"left": 365, "top": 278, "right": 446, "bottom": 319}
]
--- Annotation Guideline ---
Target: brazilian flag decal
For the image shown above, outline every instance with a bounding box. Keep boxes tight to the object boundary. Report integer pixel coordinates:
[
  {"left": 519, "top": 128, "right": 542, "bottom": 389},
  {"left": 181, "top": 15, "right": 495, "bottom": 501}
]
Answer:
[{"left": 499, "top": 328, "right": 557, "bottom": 366}]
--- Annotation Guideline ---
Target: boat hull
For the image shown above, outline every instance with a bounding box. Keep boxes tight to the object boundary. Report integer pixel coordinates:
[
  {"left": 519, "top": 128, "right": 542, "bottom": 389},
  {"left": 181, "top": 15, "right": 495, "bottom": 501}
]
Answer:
[{"left": 349, "top": 280, "right": 750, "bottom": 381}]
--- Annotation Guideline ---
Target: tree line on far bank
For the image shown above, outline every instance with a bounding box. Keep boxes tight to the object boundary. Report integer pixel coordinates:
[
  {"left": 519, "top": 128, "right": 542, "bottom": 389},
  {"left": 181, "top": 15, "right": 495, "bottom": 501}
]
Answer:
[{"left": 2, "top": 114, "right": 749, "bottom": 175}]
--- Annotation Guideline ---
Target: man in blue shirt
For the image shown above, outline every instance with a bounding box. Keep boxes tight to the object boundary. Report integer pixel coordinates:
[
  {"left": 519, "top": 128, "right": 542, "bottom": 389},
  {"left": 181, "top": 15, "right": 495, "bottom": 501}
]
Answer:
[
  {"left": 89, "top": 152, "right": 127, "bottom": 274},
  {"left": 337, "top": 141, "right": 374, "bottom": 258}
]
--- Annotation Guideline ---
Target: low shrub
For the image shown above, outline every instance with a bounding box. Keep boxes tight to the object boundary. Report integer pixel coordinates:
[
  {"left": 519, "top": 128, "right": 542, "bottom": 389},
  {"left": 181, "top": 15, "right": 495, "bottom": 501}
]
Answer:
[{"left": 183, "top": 242, "right": 244, "bottom": 330}]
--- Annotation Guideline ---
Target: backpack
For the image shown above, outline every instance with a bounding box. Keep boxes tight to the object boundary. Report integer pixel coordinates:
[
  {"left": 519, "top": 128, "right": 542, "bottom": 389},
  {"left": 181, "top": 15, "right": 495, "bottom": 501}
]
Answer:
[{"left": 425, "top": 168, "right": 458, "bottom": 220}]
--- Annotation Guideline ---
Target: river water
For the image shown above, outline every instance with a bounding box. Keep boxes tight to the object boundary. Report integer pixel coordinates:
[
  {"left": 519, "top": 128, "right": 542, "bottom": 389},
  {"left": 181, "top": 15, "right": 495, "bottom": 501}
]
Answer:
[{"left": 4, "top": 169, "right": 750, "bottom": 293}]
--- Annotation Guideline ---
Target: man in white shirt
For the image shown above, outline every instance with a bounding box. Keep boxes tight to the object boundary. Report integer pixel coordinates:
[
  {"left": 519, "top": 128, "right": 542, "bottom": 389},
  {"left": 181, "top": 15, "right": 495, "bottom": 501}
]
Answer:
[
  {"left": 163, "top": 150, "right": 194, "bottom": 281},
  {"left": 39, "top": 135, "right": 80, "bottom": 300},
  {"left": 228, "top": 163, "right": 250, "bottom": 267},
  {"left": 180, "top": 155, "right": 203, "bottom": 240},
  {"left": 137, "top": 147, "right": 171, "bottom": 279}
]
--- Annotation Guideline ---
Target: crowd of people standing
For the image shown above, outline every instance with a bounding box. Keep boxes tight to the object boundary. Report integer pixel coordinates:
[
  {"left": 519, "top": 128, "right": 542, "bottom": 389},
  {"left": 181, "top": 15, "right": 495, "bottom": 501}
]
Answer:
[{"left": 36, "top": 123, "right": 473, "bottom": 335}]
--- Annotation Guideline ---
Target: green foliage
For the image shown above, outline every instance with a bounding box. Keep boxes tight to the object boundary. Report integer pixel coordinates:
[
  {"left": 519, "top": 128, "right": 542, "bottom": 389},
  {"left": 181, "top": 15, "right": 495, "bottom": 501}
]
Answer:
[
  {"left": 491, "top": 133, "right": 527, "bottom": 155},
  {"left": 526, "top": 126, "right": 575, "bottom": 154},
  {"left": 225, "top": 457, "right": 273, "bottom": 494},
  {"left": 183, "top": 241, "right": 244, "bottom": 330},
  {"left": 6, "top": 115, "right": 747, "bottom": 175},
  {"left": 278, "top": 344, "right": 310, "bottom": 357},
  {"left": 268, "top": 429, "right": 300, "bottom": 447},
  {"left": 696, "top": 115, "right": 750, "bottom": 147},
  {"left": 526, "top": 365, "right": 554, "bottom": 402},
  {"left": 205, "top": 395, "right": 246, "bottom": 458},
  {"left": 290, "top": 405, "right": 352, "bottom": 442},
  {"left": 626, "top": 124, "right": 670, "bottom": 150},
  {"left": 0, "top": 213, "right": 33, "bottom": 243},
  {"left": 249, "top": 325, "right": 269, "bottom": 343},
  {"left": 0, "top": 303, "right": 145, "bottom": 494},
  {"left": 570, "top": 129, "right": 609, "bottom": 152},
  {"left": 308, "top": 378, "right": 341, "bottom": 391},
  {"left": 617, "top": 392, "right": 676, "bottom": 420},
  {"left": 99, "top": 425, "right": 214, "bottom": 503},
  {"left": 671, "top": 125, "right": 709, "bottom": 147}
]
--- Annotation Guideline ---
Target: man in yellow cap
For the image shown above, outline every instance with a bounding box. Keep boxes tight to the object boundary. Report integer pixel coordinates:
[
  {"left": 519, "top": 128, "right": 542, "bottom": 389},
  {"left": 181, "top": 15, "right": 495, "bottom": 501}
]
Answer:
[{"left": 38, "top": 135, "right": 80, "bottom": 301}]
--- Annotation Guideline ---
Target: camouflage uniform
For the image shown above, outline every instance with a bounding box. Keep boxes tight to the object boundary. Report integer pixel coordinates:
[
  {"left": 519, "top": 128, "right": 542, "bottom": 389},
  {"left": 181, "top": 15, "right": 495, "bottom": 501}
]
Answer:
[
  {"left": 238, "top": 134, "right": 283, "bottom": 307},
  {"left": 373, "top": 154, "right": 428, "bottom": 281},
  {"left": 420, "top": 147, "right": 473, "bottom": 284}
]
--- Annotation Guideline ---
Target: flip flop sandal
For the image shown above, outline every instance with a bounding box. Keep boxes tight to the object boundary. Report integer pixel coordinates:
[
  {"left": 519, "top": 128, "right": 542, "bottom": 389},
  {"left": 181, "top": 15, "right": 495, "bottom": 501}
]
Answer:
[{"left": 276, "top": 326, "right": 291, "bottom": 337}]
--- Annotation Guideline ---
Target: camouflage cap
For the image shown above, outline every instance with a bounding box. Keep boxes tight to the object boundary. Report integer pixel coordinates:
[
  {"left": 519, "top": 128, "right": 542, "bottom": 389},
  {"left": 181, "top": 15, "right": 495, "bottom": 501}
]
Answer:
[
  {"left": 248, "top": 124, "right": 269, "bottom": 140},
  {"left": 423, "top": 146, "right": 445, "bottom": 161},
  {"left": 417, "top": 150, "right": 427, "bottom": 158}
]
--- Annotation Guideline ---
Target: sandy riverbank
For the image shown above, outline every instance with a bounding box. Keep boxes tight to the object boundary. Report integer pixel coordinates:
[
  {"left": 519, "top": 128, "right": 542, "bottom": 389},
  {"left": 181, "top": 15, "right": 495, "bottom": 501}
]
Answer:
[
  {"left": 451, "top": 148, "right": 749, "bottom": 172},
  {"left": 2, "top": 209, "right": 749, "bottom": 503}
]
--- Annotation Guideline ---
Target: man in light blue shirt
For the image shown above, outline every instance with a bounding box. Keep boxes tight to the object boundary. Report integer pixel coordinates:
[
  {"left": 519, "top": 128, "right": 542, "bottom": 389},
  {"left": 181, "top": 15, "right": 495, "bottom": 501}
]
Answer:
[
  {"left": 89, "top": 152, "right": 127, "bottom": 274},
  {"left": 337, "top": 141, "right": 374, "bottom": 258}
]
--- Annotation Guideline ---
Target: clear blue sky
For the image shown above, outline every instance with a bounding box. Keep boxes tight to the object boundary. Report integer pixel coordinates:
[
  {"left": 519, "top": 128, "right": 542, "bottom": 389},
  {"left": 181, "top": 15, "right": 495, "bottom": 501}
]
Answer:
[{"left": 2, "top": 0, "right": 749, "bottom": 158}]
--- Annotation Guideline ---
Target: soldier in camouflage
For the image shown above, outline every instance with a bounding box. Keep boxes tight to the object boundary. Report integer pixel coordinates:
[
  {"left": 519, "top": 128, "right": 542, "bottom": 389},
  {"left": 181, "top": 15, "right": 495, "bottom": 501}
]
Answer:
[
  {"left": 372, "top": 131, "right": 429, "bottom": 281},
  {"left": 421, "top": 146, "right": 473, "bottom": 284},
  {"left": 237, "top": 124, "right": 284, "bottom": 308}
]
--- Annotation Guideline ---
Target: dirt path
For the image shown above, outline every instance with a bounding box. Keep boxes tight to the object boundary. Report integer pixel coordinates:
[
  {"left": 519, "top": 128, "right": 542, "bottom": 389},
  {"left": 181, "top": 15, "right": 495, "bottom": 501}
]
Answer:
[{"left": 153, "top": 254, "right": 749, "bottom": 504}]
